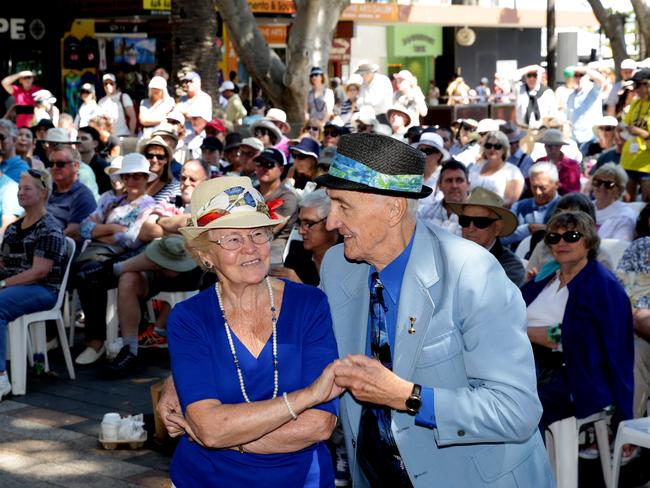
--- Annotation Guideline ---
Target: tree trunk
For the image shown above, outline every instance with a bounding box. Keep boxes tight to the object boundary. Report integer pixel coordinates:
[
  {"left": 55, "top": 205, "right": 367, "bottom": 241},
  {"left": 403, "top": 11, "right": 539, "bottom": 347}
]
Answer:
[
  {"left": 215, "top": 0, "right": 350, "bottom": 135},
  {"left": 171, "top": 0, "right": 220, "bottom": 116},
  {"left": 586, "top": 0, "right": 628, "bottom": 76},
  {"left": 632, "top": 0, "right": 650, "bottom": 60}
]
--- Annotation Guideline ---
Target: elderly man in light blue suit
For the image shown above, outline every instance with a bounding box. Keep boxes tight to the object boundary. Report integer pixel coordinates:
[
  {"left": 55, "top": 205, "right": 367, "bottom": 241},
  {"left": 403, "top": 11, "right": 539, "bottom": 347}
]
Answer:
[{"left": 316, "top": 133, "right": 554, "bottom": 487}]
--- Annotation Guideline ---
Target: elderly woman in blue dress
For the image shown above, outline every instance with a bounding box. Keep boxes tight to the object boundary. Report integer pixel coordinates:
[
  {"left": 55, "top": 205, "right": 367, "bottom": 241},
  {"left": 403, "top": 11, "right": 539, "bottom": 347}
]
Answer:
[{"left": 163, "top": 176, "right": 341, "bottom": 487}]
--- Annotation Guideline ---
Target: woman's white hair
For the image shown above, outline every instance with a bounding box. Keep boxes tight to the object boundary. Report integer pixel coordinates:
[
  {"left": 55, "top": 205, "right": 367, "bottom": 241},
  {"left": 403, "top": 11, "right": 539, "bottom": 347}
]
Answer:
[{"left": 299, "top": 189, "right": 331, "bottom": 220}]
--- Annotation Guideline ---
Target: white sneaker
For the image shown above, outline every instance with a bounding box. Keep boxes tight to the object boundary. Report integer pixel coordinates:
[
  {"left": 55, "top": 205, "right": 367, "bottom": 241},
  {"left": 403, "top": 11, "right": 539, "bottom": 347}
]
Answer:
[
  {"left": 75, "top": 346, "right": 106, "bottom": 365},
  {"left": 0, "top": 374, "right": 12, "bottom": 400}
]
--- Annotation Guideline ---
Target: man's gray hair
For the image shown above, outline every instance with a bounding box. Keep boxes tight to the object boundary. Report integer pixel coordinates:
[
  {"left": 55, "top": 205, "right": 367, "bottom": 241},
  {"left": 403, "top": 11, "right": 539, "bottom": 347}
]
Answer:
[
  {"left": 528, "top": 161, "right": 559, "bottom": 183},
  {"left": 184, "top": 158, "right": 210, "bottom": 181},
  {"left": 299, "top": 188, "right": 331, "bottom": 220},
  {"left": 52, "top": 144, "right": 81, "bottom": 163},
  {"left": 0, "top": 119, "right": 18, "bottom": 139}
]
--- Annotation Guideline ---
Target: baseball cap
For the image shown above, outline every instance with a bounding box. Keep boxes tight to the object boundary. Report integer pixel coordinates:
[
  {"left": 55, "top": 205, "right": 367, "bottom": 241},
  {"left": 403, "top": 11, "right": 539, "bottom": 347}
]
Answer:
[
  {"left": 183, "top": 71, "right": 201, "bottom": 82},
  {"left": 255, "top": 148, "right": 287, "bottom": 167},
  {"left": 201, "top": 137, "right": 224, "bottom": 152}
]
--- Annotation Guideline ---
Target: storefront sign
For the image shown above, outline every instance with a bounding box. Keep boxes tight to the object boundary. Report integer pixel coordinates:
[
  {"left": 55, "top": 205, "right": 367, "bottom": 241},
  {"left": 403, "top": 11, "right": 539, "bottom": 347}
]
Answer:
[
  {"left": 259, "top": 24, "right": 288, "bottom": 45},
  {"left": 248, "top": 0, "right": 296, "bottom": 14},
  {"left": 0, "top": 18, "right": 46, "bottom": 41},
  {"left": 389, "top": 25, "right": 442, "bottom": 57},
  {"left": 341, "top": 4, "right": 398, "bottom": 22},
  {"left": 330, "top": 38, "right": 351, "bottom": 63},
  {"left": 143, "top": 0, "right": 171, "bottom": 11}
]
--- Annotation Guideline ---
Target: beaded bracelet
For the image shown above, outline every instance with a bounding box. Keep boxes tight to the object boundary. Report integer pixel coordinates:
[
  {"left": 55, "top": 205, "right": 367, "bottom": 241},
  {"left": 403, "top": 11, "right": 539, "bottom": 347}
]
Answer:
[{"left": 283, "top": 392, "right": 298, "bottom": 420}]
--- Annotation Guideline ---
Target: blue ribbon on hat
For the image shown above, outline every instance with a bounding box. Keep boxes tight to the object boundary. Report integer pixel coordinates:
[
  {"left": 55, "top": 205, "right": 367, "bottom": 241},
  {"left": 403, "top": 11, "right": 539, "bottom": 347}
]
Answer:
[{"left": 329, "top": 153, "right": 423, "bottom": 193}]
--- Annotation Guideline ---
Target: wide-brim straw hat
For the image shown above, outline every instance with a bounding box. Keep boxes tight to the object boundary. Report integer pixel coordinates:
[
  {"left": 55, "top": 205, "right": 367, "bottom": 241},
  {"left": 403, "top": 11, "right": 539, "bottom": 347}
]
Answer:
[
  {"left": 446, "top": 187, "right": 517, "bottom": 236},
  {"left": 137, "top": 135, "right": 174, "bottom": 161},
  {"left": 112, "top": 153, "right": 158, "bottom": 182},
  {"left": 315, "top": 133, "right": 432, "bottom": 199},
  {"left": 250, "top": 119, "right": 283, "bottom": 144},
  {"left": 179, "top": 176, "right": 287, "bottom": 240},
  {"left": 145, "top": 236, "right": 197, "bottom": 272},
  {"left": 537, "top": 128, "right": 568, "bottom": 146}
]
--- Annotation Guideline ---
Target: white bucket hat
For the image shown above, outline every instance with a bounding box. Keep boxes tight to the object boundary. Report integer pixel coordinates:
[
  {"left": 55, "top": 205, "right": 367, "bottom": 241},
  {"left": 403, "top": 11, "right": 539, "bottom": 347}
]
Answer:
[
  {"left": 265, "top": 108, "right": 291, "bottom": 133},
  {"left": 413, "top": 132, "right": 450, "bottom": 161},
  {"left": 112, "top": 153, "right": 158, "bottom": 182}
]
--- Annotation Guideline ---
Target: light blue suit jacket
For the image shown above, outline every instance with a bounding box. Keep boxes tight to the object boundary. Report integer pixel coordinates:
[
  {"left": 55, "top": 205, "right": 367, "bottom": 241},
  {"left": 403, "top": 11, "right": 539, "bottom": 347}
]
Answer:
[{"left": 320, "top": 222, "right": 555, "bottom": 487}]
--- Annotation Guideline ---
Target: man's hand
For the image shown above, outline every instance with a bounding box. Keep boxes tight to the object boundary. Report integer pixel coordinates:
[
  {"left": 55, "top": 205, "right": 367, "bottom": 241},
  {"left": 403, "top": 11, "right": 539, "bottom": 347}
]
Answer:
[
  {"left": 156, "top": 376, "right": 186, "bottom": 438},
  {"left": 333, "top": 355, "right": 413, "bottom": 411},
  {"left": 528, "top": 223, "right": 546, "bottom": 234}
]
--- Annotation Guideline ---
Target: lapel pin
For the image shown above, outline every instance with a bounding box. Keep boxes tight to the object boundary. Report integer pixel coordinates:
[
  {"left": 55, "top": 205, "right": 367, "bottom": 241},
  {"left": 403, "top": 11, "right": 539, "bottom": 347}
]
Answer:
[{"left": 408, "top": 316, "right": 416, "bottom": 334}]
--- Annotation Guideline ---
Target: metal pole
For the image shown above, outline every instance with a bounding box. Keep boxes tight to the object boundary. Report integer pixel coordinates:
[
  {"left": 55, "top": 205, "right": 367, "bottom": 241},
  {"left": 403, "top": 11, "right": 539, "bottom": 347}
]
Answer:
[{"left": 547, "top": 0, "right": 556, "bottom": 89}]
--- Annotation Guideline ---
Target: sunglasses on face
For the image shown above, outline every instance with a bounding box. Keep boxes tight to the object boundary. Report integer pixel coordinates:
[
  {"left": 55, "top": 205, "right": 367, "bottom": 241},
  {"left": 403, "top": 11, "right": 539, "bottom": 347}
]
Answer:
[
  {"left": 459, "top": 215, "right": 499, "bottom": 229},
  {"left": 103, "top": 81, "right": 115, "bottom": 86},
  {"left": 592, "top": 178, "right": 617, "bottom": 189},
  {"left": 484, "top": 142, "right": 503, "bottom": 151},
  {"left": 255, "top": 160, "right": 278, "bottom": 169},
  {"left": 122, "top": 173, "right": 147, "bottom": 181},
  {"left": 545, "top": 230, "right": 583, "bottom": 245},
  {"left": 598, "top": 126, "right": 615, "bottom": 132},
  {"left": 526, "top": 72, "right": 538, "bottom": 79},
  {"left": 305, "top": 126, "right": 320, "bottom": 132},
  {"left": 145, "top": 152, "right": 167, "bottom": 161},
  {"left": 51, "top": 159, "right": 72, "bottom": 168},
  {"left": 324, "top": 130, "right": 339, "bottom": 137},
  {"left": 255, "top": 128, "right": 271, "bottom": 138},
  {"left": 419, "top": 146, "right": 440, "bottom": 156}
]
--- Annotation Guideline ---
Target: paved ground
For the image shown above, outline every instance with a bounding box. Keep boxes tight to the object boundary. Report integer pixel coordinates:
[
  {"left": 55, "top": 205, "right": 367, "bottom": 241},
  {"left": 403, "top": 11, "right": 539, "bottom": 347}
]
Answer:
[
  {"left": 1, "top": 344, "right": 649, "bottom": 487},
  {"left": 0, "top": 346, "right": 173, "bottom": 487}
]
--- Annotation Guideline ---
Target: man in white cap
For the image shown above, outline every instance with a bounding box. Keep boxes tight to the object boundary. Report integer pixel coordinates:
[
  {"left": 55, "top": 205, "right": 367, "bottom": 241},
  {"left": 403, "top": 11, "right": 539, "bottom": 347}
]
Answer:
[
  {"left": 513, "top": 64, "right": 557, "bottom": 129},
  {"left": 1, "top": 70, "right": 42, "bottom": 129},
  {"left": 607, "top": 59, "right": 637, "bottom": 116},
  {"left": 184, "top": 105, "right": 212, "bottom": 159},
  {"left": 98, "top": 73, "right": 137, "bottom": 137},
  {"left": 220, "top": 80, "right": 247, "bottom": 127},
  {"left": 176, "top": 71, "right": 213, "bottom": 128},
  {"left": 355, "top": 61, "right": 393, "bottom": 124}
]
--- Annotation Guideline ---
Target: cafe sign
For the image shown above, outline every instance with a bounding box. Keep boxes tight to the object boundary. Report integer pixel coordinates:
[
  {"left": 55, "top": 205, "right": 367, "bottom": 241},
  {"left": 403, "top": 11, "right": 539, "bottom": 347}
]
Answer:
[{"left": 389, "top": 25, "right": 442, "bottom": 57}]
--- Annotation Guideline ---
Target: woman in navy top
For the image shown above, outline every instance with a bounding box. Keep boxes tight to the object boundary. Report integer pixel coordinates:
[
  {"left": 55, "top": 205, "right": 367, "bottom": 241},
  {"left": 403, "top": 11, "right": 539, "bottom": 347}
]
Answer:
[{"left": 167, "top": 176, "right": 341, "bottom": 487}]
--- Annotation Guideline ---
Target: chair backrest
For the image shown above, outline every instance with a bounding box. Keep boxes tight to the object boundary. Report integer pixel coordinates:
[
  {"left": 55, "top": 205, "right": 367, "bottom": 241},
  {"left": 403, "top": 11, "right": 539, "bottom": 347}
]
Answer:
[
  {"left": 627, "top": 201, "right": 647, "bottom": 217},
  {"left": 600, "top": 238, "right": 630, "bottom": 270},
  {"left": 515, "top": 235, "right": 532, "bottom": 260},
  {"left": 52, "top": 237, "right": 76, "bottom": 310}
]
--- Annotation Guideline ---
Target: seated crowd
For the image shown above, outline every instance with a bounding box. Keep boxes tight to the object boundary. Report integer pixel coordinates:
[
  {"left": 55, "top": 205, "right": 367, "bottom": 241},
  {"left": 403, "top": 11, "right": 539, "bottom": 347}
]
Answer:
[{"left": 0, "top": 63, "right": 648, "bottom": 477}]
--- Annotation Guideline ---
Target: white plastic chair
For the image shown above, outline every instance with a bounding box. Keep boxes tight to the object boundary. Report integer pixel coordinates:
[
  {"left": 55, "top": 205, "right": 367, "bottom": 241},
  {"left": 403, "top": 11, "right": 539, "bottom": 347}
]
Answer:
[
  {"left": 515, "top": 235, "right": 532, "bottom": 260},
  {"left": 626, "top": 201, "right": 646, "bottom": 216},
  {"left": 146, "top": 290, "right": 199, "bottom": 323},
  {"left": 545, "top": 411, "right": 612, "bottom": 488},
  {"left": 8, "top": 237, "right": 77, "bottom": 396},
  {"left": 600, "top": 239, "right": 630, "bottom": 270},
  {"left": 611, "top": 417, "right": 650, "bottom": 487}
]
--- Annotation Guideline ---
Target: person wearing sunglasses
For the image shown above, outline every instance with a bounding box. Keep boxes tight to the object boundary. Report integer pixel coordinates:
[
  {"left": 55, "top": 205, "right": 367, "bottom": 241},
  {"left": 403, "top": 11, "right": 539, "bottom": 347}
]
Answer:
[
  {"left": 1, "top": 70, "right": 42, "bottom": 129},
  {"left": 513, "top": 64, "right": 556, "bottom": 129},
  {"left": 340, "top": 75, "right": 362, "bottom": 126},
  {"left": 73, "top": 153, "right": 158, "bottom": 366},
  {"left": 589, "top": 124, "right": 626, "bottom": 176},
  {"left": 413, "top": 132, "right": 449, "bottom": 219},
  {"left": 253, "top": 148, "right": 298, "bottom": 263},
  {"left": 155, "top": 177, "right": 340, "bottom": 488},
  {"left": 592, "top": 163, "right": 637, "bottom": 241},
  {"left": 449, "top": 187, "right": 524, "bottom": 286},
  {"left": 98, "top": 73, "right": 137, "bottom": 137},
  {"left": 469, "top": 130, "right": 524, "bottom": 207},
  {"left": 620, "top": 68, "right": 650, "bottom": 202},
  {"left": 521, "top": 210, "right": 634, "bottom": 435},
  {"left": 306, "top": 66, "right": 335, "bottom": 124},
  {"left": 250, "top": 119, "right": 282, "bottom": 149},
  {"left": 138, "top": 135, "right": 181, "bottom": 204},
  {"left": 287, "top": 137, "right": 323, "bottom": 191},
  {"left": 0, "top": 168, "right": 67, "bottom": 400},
  {"left": 322, "top": 122, "right": 349, "bottom": 149}
]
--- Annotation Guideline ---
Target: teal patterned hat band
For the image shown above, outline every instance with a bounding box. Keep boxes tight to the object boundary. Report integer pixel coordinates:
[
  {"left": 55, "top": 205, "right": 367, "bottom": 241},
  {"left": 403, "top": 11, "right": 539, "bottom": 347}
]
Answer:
[{"left": 329, "top": 153, "right": 424, "bottom": 193}]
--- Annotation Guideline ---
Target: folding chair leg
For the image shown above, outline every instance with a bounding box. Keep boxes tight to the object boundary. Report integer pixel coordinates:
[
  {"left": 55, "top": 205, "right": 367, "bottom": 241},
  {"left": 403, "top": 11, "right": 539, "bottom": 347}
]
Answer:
[
  {"left": 594, "top": 419, "right": 612, "bottom": 488},
  {"left": 68, "top": 289, "right": 79, "bottom": 345},
  {"left": 55, "top": 316, "right": 75, "bottom": 380},
  {"left": 8, "top": 318, "right": 27, "bottom": 396}
]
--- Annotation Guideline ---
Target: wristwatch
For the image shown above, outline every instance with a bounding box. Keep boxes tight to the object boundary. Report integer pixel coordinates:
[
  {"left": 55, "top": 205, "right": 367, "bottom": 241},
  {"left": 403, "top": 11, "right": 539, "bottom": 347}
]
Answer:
[{"left": 405, "top": 383, "right": 422, "bottom": 415}]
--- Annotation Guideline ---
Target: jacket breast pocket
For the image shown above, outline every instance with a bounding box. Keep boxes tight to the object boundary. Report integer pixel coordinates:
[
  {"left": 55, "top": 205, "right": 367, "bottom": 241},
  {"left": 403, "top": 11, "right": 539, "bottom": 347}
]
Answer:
[{"left": 417, "top": 331, "right": 462, "bottom": 367}]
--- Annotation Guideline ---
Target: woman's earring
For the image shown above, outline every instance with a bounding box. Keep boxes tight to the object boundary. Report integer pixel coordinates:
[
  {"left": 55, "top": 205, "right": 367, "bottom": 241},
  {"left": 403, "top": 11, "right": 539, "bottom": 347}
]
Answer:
[{"left": 202, "top": 260, "right": 213, "bottom": 269}]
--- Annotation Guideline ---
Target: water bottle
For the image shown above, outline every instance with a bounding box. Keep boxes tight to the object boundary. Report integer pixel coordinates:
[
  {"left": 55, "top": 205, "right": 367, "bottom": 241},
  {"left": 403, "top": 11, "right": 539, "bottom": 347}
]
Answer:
[{"left": 33, "top": 353, "right": 45, "bottom": 376}]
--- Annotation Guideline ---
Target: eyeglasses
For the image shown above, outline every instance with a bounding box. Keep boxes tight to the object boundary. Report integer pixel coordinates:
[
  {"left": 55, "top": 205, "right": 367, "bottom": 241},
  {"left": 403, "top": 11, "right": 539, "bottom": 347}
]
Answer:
[
  {"left": 484, "top": 142, "right": 503, "bottom": 151},
  {"left": 592, "top": 178, "right": 617, "bottom": 189},
  {"left": 298, "top": 217, "right": 326, "bottom": 230},
  {"left": 255, "top": 160, "right": 278, "bottom": 169},
  {"left": 255, "top": 128, "right": 271, "bottom": 138},
  {"left": 211, "top": 229, "right": 272, "bottom": 251},
  {"left": 122, "top": 173, "right": 147, "bottom": 180},
  {"left": 418, "top": 147, "right": 440, "bottom": 156},
  {"left": 305, "top": 126, "right": 320, "bottom": 132},
  {"left": 27, "top": 168, "right": 47, "bottom": 188},
  {"left": 51, "top": 159, "right": 72, "bottom": 168},
  {"left": 545, "top": 230, "right": 584, "bottom": 245},
  {"left": 144, "top": 152, "right": 167, "bottom": 161},
  {"left": 324, "top": 130, "right": 339, "bottom": 137},
  {"left": 598, "top": 126, "right": 615, "bottom": 132},
  {"left": 459, "top": 215, "right": 499, "bottom": 229}
]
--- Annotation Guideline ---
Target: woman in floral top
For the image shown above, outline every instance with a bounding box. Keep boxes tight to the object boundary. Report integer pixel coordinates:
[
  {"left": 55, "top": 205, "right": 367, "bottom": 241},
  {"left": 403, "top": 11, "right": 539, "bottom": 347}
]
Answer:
[
  {"left": 73, "top": 153, "right": 157, "bottom": 366},
  {"left": 616, "top": 203, "right": 650, "bottom": 419}
]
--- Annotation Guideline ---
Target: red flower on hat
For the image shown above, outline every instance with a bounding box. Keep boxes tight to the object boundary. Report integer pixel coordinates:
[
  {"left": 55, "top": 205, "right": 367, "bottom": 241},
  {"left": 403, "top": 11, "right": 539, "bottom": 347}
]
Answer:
[
  {"left": 197, "top": 210, "right": 229, "bottom": 227},
  {"left": 266, "top": 198, "right": 284, "bottom": 220}
]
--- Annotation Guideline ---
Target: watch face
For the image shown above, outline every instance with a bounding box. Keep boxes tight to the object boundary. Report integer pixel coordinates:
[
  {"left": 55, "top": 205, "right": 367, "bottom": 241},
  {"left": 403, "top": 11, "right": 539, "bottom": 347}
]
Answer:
[{"left": 406, "top": 396, "right": 422, "bottom": 411}]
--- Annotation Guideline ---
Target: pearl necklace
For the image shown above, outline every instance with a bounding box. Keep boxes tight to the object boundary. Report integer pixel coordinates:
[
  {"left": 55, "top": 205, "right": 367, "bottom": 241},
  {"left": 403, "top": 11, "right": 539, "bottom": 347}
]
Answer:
[{"left": 215, "top": 277, "right": 278, "bottom": 403}]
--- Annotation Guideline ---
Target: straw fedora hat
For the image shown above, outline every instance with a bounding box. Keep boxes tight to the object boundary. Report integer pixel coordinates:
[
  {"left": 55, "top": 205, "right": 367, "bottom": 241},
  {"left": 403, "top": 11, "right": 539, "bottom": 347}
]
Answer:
[
  {"left": 137, "top": 135, "right": 174, "bottom": 161},
  {"left": 446, "top": 187, "right": 517, "bottom": 236},
  {"left": 179, "top": 176, "right": 287, "bottom": 240}
]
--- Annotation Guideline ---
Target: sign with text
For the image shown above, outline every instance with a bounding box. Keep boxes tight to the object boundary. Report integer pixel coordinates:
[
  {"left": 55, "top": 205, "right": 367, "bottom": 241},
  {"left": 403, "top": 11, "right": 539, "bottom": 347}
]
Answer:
[
  {"left": 143, "top": 0, "right": 171, "bottom": 10},
  {"left": 341, "top": 3, "right": 398, "bottom": 22},
  {"left": 259, "top": 24, "right": 288, "bottom": 45},
  {"left": 248, "top": 0, "right": 296, "bottom": 14},
  {"left": 330, "top": 38, "right": 351, "bottom": 63},
  {"left": 389, "top": 25, "right": 442, "bottom": 57}
]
